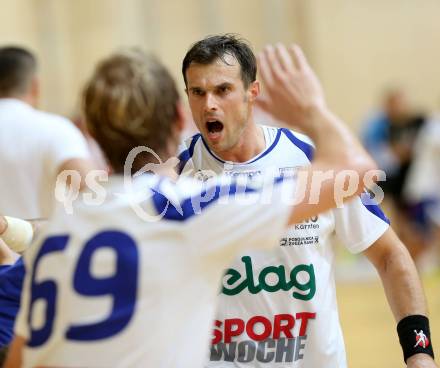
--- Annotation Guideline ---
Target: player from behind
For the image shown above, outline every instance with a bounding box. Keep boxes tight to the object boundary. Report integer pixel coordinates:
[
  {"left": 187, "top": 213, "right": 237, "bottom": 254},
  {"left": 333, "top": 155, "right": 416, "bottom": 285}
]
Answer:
[
  {"left": 179, "top": 34, "right": 436, "bottom": 367},
  {"left": 6, "top": 46, "right": 377, "bottom": 367}
]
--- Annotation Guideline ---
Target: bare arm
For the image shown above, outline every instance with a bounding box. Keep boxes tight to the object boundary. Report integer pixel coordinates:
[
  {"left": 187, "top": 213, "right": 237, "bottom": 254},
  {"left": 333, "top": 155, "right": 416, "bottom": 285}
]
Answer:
[
  {"left": 363, "top": 228, "right": 437, "bottom": 367},
  {"left": 57, "top": 157, "right": 96, "bottom": 191},
  {"left": 3, "top": 335, "right": 24, "bottom": 368},
  {"left": 257, "top": 44, "right": 376, "bottom": 224}
]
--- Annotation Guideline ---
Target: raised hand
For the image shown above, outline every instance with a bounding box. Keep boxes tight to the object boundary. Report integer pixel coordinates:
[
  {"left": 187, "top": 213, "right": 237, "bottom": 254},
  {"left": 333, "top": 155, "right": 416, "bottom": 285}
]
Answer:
[{"left": 257, "top": 43, "right": 326, "bottom": 129}]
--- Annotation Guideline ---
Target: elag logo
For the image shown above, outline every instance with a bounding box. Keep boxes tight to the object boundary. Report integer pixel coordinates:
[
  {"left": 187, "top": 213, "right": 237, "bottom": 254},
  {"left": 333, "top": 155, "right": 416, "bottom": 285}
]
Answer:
[{"left": 222, "top": 256, "right": 316, "bottom": 300}]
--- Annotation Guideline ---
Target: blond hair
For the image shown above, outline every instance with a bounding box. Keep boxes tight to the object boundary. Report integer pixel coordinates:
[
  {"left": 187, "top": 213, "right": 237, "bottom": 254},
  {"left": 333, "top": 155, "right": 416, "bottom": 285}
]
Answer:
[{"left": 83, "top": 49, "right": 179, "bottom": 173}]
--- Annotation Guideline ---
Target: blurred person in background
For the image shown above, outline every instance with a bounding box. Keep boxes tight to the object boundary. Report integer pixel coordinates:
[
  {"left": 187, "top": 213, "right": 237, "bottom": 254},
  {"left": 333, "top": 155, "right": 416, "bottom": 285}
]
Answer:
[
  {"left": 405, "top": 112, "right": 440, "bottom": 267},
  {"left": 179, "top": 35, "right": 436, "bottom": 368},
  {"left": 361, "top": 88, "right": 411, "bottom": 173},
  {"left": 361, "top": 88, "right": 429, "bottom": 262},
  {"left": 0, "top": 46, "right": 94, "bottom": 221}
]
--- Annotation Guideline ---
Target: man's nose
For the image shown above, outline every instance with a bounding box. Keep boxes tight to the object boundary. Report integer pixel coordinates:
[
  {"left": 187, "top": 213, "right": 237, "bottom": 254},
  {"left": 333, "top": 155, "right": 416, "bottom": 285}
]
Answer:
[{"left": 204, "top": 93, "right": 218, "bottom": 112}]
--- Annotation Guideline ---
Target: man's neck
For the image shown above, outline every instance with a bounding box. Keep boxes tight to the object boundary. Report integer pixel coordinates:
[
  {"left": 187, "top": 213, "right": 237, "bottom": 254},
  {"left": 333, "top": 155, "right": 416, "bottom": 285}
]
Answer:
[{"left": 215, "top": 123, "right": 266, "bottom": 163}]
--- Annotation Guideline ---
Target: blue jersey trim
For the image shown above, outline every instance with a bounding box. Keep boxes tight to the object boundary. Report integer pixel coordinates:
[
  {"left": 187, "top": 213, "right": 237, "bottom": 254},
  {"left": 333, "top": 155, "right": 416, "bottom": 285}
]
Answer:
[
  {"left": 360, "top": 194, "right": 390, "bottom": 225},
  {"left": 249, "top": 129, "right": 282, "bottom": 164},
  {"left": 151, "top": 177, "right": 285, "bottom": 222},
  {"left": 0, "top": 257, "right": 25, "bottom": 347},
  {"left": 177, "top": 134, "right": 201, "bottom": 174},
  {"left": 281, "top": 128, "right": 314, "bottom": 161},
  {"left": 200, "top": 129, "right": 282, "bottom": 165}
]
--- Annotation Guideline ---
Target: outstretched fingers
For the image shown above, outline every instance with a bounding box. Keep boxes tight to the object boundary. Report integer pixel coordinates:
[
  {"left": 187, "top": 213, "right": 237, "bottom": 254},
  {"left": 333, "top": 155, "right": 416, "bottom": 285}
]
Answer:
[
  {"left": 288, "top": 44, "right": 309, "bottom": 71},
  {"left": 257, "top": 49, "right": 274, "bottom": 90},
  {"left": 274, "top": 43, "right": 295, "bottom": 74}
]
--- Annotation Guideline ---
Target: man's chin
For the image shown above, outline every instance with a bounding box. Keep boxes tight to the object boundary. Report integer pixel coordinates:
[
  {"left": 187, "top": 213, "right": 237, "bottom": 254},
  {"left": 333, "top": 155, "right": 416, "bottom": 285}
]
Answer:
[
  {"left": 204, "top": 135, "right": 229, "bottom": 155},
  {"left": 206, "top": 130, "right": 223, "bottom": 144}
]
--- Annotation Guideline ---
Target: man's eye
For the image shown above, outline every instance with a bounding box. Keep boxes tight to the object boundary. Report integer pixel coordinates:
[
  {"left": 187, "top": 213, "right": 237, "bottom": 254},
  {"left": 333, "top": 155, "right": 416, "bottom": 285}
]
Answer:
[{"left": 192, "top": 89, "right": 204, "bottom": 96}]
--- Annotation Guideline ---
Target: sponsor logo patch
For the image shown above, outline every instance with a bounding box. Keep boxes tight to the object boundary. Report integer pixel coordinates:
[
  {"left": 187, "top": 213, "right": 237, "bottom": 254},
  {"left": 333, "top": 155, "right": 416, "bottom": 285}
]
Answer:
[
  {"left": 222, "top": 257, "right": 316, "bottom": 301},
  {"left": 211, "top": 313, "right": 316, "bottom": 363}
]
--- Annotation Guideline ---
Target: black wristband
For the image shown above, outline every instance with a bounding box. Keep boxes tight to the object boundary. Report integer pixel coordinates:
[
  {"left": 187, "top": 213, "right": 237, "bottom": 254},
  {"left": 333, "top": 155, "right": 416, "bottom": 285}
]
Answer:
[{"left": 397, "top": 315, "right": 435, "bottom": 362}]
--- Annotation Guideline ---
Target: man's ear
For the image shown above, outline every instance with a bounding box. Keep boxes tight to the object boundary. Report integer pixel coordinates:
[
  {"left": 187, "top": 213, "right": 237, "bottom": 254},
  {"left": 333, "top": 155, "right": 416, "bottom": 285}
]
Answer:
[{"left": 247, "top": 80, "right": 260, "bottom": 102}]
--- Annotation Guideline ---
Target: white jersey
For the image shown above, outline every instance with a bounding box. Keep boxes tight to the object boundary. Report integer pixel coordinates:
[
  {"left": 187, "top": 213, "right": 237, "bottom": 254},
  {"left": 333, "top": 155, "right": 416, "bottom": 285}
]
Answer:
[
  {"left": 178, "top": 125, "right": 390, "bottom": 368},
  {"left": 15, "top": 174, "right": 292, "bottom": 368},
  {"left": 0, "top": 98, "right": 90, "bottom": 218}
]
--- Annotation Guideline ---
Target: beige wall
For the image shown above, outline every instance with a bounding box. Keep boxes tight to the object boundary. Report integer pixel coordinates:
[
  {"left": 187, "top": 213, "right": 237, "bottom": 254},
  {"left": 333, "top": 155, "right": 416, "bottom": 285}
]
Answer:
[
  {"left": 304, "top": 0, "right": 440, "bottom": 126},
  {"left": 1, "top": 0, "right": 439, "bottom": 129}
]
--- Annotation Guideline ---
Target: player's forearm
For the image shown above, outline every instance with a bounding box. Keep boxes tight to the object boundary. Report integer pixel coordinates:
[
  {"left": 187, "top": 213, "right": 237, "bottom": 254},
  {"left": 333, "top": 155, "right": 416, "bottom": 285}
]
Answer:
[
  {"left": 366, "top": 235, "right": 428, "bottom": 320},
  {"left": 364, "top": 230, "right": 436, "bottom": 366},
  {"left": 382, "top": 258, "right": 427, "bottom": 320},
  {"left": 287, "top": 106, "right": 378, "bottom": 224},
  {"left": 380, "top": 257, "right": 436, "bottom": 367},
  {"left": 305, "top": 106, "right": 377, "bottom": 177}
]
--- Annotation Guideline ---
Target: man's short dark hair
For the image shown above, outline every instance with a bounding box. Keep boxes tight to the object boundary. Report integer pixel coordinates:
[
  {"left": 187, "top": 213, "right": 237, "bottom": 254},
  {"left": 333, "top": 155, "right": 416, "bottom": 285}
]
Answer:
[
  {"left": 0, "top": 46, "right": 36, "bottom": 97},
  {"left": 182, "top": 34, "right": 256, "bottom": 88}
]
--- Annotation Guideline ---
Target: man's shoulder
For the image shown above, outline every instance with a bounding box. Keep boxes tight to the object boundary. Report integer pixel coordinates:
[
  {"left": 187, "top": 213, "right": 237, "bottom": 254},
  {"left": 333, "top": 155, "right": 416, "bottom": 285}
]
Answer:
[
  {"left": 258, "top": 125, "right": 315, "bottom": 163},
  {"left": 277, "top": 126, "right": 314, "bottom": 147},
  {"left": 33, "top": 109, "right": 77, "bottom": 131},
  {"left": 0, "top": 99, "right": 69, "bottom": 127},
  {"left": 259, "top": 124, "right": 314, "bottom": 145}
]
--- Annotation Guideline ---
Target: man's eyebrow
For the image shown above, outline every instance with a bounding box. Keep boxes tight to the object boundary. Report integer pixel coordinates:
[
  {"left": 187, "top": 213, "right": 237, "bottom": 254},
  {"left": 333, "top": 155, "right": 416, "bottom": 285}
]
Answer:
[
  {"left": 216, "top": 82, "right": 232, "bottom": 88},
  {"left": 188, "top": 82, "right": 232, "bottom": 91}
]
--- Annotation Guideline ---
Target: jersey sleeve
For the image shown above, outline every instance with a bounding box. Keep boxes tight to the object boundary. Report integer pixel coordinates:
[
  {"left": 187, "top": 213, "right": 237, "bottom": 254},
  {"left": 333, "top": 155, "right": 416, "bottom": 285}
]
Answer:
[
  {"left": 333, "top": 194, "right": 390, "bottom": 254},
  {"left": 404, "top": 118, "right": 440, "bottom": 203}
]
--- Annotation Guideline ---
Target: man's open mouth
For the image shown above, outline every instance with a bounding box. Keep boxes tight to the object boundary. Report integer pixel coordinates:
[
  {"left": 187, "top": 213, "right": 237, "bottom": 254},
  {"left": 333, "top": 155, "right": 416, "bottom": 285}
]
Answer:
[{"left": 206, "top": 120, "right": 224, "bottom": 134}]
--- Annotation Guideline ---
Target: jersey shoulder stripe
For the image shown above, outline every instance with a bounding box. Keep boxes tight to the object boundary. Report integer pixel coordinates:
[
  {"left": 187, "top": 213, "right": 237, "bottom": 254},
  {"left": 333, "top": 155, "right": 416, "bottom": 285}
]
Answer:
[
  {"left": 198, "top": 128, "right": 283, "bottom": 165},
  {"left": 151, "top": 180, "right": 255, "bottom": 221},
  {"left": 177, "top": 134, "right": 201, "bottom": 174},
  {"left": 151, "top": 177, "right": 285, "bottom": 222},
  {"left": 248, "top": 128, "right": 282, "bottom": 164},
  {"left": 280, "top": 128, "right": 314, "bottom": 161},
  {"left": 360, "top": 194, "right": 390, "bottom": 224}
]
